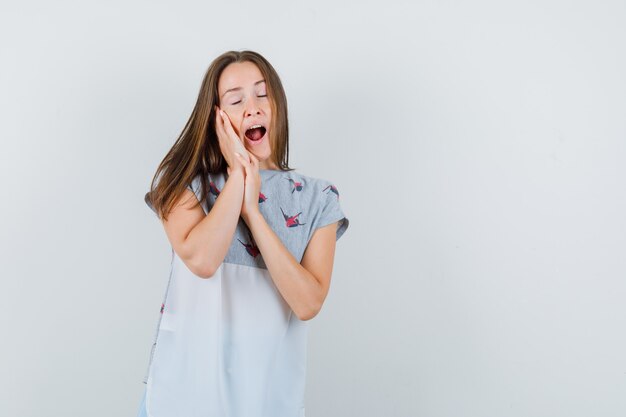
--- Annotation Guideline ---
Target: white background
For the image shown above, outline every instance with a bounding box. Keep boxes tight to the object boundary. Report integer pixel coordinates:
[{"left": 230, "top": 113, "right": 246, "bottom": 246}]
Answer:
[{"left": 1, "top": 1, "right": 625, "bottom": 416}]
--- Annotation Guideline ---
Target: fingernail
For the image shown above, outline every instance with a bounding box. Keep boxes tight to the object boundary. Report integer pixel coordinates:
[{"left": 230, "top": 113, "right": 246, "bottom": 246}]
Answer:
[{"left": 234, "top": 152, "right": 241, "bottom": 157}]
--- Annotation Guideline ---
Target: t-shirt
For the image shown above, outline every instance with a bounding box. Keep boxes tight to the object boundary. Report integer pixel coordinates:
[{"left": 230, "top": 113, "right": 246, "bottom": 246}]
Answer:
[{"left": 142, "top": 168, "right": 349, "bottom": 417}]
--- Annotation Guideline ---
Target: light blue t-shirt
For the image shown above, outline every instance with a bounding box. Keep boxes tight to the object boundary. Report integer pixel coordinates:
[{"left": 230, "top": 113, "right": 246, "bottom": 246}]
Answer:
[{"left": 142, "top": 168, "right": 349, "bottom": 417}]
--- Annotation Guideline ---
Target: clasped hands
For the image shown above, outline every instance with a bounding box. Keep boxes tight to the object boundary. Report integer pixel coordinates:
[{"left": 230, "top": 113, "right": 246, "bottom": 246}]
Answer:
[{"left": 214, "top": 105, "right": 261, "bottom": 223}]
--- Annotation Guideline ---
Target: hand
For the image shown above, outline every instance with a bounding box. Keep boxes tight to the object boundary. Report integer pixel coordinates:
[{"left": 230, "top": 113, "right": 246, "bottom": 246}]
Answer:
[
  {"left": 234, "top": 151, "right": 261, "bottom": 222},
  {"left": 214, "top": 106, "right": 250, "bottom": 175}
]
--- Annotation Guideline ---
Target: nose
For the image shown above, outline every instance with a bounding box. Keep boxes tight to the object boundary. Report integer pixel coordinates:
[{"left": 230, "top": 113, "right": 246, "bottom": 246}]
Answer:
[{"left": 244, "top": 96, "right": 263, "bottom": 117}]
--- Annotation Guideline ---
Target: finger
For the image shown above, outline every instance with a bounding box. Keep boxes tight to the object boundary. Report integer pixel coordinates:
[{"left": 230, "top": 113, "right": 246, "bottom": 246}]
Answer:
[
  {"left": 237, "top": 153, "right": 252, "bottom": 177},
  {"left": 220, "top": 110, "right": 231, "bottom": 129},
  {"left": 250, "top": 153, "right": 260, "bottom": 169},
  {"left": 215, "top": 119, "right": 227, "bottom": 151},
  {"left": 235, "top": 152, "right": 250, "bottom": 169},
  {"left": 215, "top": 113, "right": 231, "bottom": 155},
  {"left": 220, "top": 110, "right": 240, "bottom": 138},
  {"left": 238, "top": 142, "right": 251, "bottom": 163},
  {"left": 215, "top": 110, "right": 224, "bottom": 137},
  {"left": 218, "top": 111, "right": 240, "bottom": 150}
]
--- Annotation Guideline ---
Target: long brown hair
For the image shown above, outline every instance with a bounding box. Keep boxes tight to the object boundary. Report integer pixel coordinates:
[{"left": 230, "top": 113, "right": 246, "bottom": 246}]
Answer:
[{"left": 145, "top": 50, "right": 294, "bottom": 221}]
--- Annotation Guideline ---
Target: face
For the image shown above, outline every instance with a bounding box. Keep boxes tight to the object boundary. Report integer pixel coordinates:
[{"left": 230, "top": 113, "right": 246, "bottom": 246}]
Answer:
[{"left": 217, "top": 61, "right": 276, "bottom": 169}]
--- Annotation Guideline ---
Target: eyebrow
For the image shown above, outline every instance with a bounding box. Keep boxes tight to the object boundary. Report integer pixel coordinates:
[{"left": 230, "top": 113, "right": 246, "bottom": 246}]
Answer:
[{"left": 221, "top": 79, "right": 266, "bottom": 99}]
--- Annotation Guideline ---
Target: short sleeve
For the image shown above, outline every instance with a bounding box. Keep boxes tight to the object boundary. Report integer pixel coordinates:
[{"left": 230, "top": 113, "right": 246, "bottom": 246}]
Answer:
[
  {"left": 315, "top": 182, "right": 349, "bottom": 241},
  {"left": 186, "top": 175, "right": 208, "bottom": 215},
  {"left": 144, "top": 174, "right": 204, "bottom": 217}
]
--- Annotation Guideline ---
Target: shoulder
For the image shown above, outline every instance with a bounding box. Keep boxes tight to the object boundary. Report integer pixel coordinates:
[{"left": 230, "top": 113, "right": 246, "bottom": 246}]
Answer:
[
  {"left": 186, "top": 171, "right": 227, "bottom": 211},
  {"left": 292, "top": 171, "right": 349, "bottom": 240},
  {"left": 285, "top": 170, "right": 335, "bottom": 189},
  {"left": 188, "top": 171, "right": 226, "bottom": 191},
  {"left": 287, "top": 170, "right": 344, "bottom": 210}
]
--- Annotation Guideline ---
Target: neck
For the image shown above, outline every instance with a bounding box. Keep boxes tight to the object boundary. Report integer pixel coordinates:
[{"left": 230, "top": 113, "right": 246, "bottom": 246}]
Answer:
[{"left": 259, "top": 159, "right": 279, "bottom": 170}]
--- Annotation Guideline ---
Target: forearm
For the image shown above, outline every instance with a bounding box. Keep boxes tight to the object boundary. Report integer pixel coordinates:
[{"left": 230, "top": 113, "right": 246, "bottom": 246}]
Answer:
[
  {"left": 244, "top": 209, "right": 322, "bottom": 320},
  {"left": 185, "top": 169, "right": 245, "bottom": 277}
]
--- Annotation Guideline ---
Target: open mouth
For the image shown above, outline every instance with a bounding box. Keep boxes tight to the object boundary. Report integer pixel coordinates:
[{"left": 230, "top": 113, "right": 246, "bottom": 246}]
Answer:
[{"left": 245, "top": 126, "right": 267, "bottom": 142}]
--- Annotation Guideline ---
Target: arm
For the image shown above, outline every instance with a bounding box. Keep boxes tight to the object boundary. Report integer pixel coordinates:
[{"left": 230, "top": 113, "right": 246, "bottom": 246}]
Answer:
[
  {"left": 244, "top": 208, "right": 339, "bottom": 321},
  {"left": 161, "top": 169, "right": 245, "bottom": 278}
]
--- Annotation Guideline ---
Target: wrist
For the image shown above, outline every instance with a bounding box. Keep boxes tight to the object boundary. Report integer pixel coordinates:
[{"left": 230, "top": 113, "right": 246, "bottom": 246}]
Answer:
[
  {"left": 243, "top": 206, "right": 262, "bottom": 222},
  {"left": 227, "top": 168, "right": 245, "bottom": 180}
]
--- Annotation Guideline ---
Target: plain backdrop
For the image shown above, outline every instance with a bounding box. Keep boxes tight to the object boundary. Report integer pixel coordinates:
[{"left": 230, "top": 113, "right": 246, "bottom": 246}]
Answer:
[{"left": 1, "top": 1, "right": 625, "bottom": 416}]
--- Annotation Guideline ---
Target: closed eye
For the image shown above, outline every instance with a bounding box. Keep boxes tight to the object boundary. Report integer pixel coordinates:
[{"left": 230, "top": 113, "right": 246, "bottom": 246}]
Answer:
[{"left": 231, "top": 95, "right": 267, "bottom": 105}]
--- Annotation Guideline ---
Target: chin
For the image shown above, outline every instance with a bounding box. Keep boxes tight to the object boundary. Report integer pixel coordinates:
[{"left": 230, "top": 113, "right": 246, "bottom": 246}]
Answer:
[{"left": 247, "top": 148, "right": 272, "bottom": 162}]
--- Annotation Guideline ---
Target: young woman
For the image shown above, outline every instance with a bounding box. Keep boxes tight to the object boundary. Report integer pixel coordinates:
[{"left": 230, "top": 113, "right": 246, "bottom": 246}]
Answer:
[{"left": 137, "top": 50, "right": 349, "bottom": 417}]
